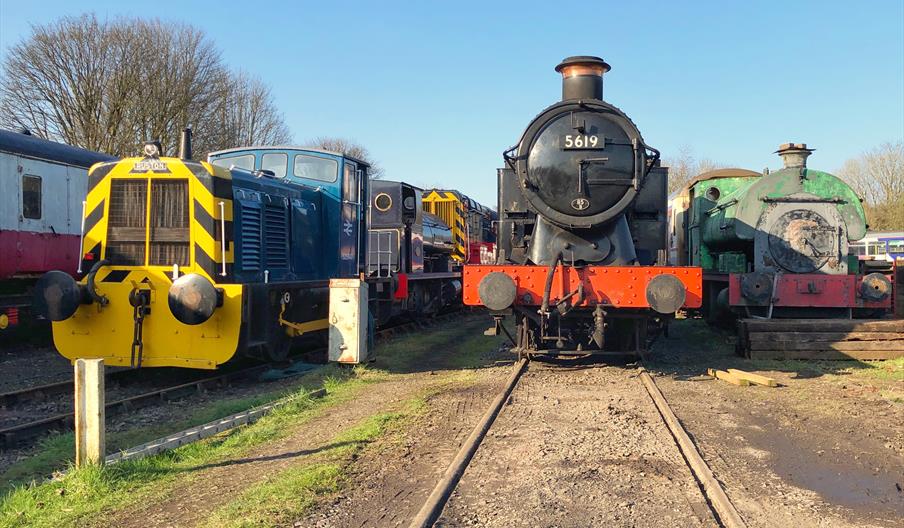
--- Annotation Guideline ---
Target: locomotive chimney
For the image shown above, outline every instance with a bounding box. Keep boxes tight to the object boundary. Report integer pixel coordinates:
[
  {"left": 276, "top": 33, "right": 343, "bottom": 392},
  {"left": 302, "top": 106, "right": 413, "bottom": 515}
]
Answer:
[
  {"left": 776, "top": 142, "right": 814, "bottom": 169},
  {"left": 179, "top": 128, "right": 193, "bottom": 160},
  {"left": 555, "top": 56, "right": 610, "bottom": 101}
]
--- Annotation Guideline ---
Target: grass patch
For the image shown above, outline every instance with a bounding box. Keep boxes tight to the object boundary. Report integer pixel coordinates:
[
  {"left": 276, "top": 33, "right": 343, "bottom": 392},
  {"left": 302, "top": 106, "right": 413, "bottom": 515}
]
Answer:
[
  {"left": 202, "top": 398, "right": 427, "bottom": 528},
  {"left": 0, "top": 365, "right": 338, "bottom": 489},
  {"left": 0, "top": 318, "right": 498, "bottom": 528},
  {"left": 0, "top": 372, "right": 366, "bottom": 528}
]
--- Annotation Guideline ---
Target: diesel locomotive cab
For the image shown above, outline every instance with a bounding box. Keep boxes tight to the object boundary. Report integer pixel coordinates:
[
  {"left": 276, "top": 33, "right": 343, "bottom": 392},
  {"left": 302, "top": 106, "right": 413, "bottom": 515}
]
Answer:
[
  {"left": 464, "top": 56, "right": 702, "bottom": 356},
  {"left": 34, "top": 133, "right": 370, "bottom": 369}
]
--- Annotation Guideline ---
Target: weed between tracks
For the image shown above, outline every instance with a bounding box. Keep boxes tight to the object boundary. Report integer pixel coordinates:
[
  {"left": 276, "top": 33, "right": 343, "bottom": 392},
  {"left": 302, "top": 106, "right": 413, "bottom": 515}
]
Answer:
[{"left": 0, "top": 317, "right": 501, "bottom": 528}]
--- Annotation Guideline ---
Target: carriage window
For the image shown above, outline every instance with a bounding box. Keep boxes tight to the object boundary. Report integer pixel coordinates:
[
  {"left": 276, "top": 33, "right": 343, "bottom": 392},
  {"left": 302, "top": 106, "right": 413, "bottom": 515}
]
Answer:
[
  {"left": 22, "top": 175, "right": 41, "bottom": 219},
  {"left": 293, "top": 154, "right": 338, "bottom": 182},
  {"left": 211, "top": 154, "right": 254, "bottom": 171},
  {"left": 261, "top": 153, "right": 287, "bottom": 178}
]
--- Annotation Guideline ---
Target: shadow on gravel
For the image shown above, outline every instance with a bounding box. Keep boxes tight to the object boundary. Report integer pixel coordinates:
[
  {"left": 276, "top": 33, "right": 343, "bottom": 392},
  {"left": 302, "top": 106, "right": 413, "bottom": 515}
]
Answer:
[
  {"left": 180, "top": 439, "right": 362, "bottom": 472},
  {"left": 366, "top": 314, "right": 509, "bottom": 375}
]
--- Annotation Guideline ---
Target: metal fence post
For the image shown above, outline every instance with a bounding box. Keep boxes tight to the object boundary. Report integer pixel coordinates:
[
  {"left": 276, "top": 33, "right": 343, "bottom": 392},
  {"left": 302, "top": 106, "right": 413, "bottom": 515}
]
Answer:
[{"left": 74, "top": 358, "right": 105, "bottom": 467}]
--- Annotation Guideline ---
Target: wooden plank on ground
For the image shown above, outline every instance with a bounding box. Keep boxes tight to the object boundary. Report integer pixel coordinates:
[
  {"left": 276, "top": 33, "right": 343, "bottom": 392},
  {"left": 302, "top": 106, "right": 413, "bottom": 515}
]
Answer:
[
  {"left": 747, "top": 332, "right": 904, "bottom": 342},
  {"left": 741, "top": 319, "right": 904, "bottom": 333},
  {"left": 748, "top": 340, "right": 904, "bottom": 352},
  {"left": 746, "top": 349, "right": 904, "bottom": 361},
  {"left": 707, "top": 368, "right": 751, "bottom": 386},
  {"left": 726, "top": 369, "right": 778, "bottom": 387}
]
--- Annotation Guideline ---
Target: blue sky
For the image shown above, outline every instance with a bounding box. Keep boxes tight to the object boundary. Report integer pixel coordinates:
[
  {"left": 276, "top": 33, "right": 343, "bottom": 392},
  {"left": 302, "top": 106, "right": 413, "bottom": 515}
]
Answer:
[{"left": 2, "top": 0, "right": 902, "bottom": 205}]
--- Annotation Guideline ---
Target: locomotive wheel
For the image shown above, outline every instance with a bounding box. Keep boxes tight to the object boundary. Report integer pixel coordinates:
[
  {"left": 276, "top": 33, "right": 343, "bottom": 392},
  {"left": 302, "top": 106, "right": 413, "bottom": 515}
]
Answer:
[{"left": 263, "top": 332, "right": 292, "bottom": 362}]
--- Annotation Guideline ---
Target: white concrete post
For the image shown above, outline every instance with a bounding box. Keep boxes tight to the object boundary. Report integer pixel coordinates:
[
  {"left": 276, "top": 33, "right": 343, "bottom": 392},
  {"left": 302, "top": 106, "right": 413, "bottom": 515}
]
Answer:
[{"left": 74, "top": 358, "right": 105, "bottom": 467}]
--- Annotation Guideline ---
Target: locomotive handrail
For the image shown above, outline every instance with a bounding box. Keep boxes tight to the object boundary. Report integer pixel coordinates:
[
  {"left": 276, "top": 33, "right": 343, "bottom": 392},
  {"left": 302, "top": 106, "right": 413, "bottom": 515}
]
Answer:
[
  {"left": 76, "top": 200, "right": 87, "bottom": 274},
  {"left": 218, "top": 201, "right": 227, "bottom": 276}
]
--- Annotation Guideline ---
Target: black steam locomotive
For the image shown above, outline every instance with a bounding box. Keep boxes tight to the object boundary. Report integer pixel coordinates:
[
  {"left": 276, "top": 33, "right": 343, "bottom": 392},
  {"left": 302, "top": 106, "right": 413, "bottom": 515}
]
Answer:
[{"left": 464, "top": 56, "right": 702, "bottom": 356}]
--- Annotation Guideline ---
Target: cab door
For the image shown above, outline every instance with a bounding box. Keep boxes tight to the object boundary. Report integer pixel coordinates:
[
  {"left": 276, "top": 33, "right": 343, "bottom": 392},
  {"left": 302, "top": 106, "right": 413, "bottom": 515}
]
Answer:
[{"left": 339, "top": 160, "right": 361, "bottom": 277}]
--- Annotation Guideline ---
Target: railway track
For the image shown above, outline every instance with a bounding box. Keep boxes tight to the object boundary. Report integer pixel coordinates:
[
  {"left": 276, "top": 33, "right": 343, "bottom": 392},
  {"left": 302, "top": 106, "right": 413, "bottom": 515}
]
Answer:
[
  {"left": 0, "top": 363, "right": 272, "bottom": 449},
  {"left": 0, "top": 309, "right": 470, "bottom": 450},
  {"left": 408, "top": 358, "right": 748, "bottom": 528}
]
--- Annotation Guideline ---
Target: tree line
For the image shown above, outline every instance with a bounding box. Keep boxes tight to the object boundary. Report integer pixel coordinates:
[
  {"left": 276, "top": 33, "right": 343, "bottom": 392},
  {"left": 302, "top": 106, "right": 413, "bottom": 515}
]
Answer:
[
  {"left": 664, "top": 144, "right": 903, "bottom": 231},
  {"left": 0, "top": 14, "right": 382, "bottom": 174},
  {"left": 836, "top": 141, "right": 904, "bottom": 231}
]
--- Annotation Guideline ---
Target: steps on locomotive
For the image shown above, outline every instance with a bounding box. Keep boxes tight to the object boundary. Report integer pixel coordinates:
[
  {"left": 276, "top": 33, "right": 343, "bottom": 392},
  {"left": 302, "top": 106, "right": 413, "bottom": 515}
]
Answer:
[{"left": 737, "top": 318, "right": 904, "bottom": 360}]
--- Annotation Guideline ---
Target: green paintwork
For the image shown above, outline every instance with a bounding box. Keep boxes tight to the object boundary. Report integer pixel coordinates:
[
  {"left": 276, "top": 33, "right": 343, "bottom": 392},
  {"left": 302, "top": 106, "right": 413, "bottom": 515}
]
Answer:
[
  {"left": 717, "top": 252, "right": 747, "bottom": 273},
  {"left": 685, "top": 167, "right": 867, "bottom": 273},
  {"left": 687, "top": 175, "right": 758, "bottom": 271}
]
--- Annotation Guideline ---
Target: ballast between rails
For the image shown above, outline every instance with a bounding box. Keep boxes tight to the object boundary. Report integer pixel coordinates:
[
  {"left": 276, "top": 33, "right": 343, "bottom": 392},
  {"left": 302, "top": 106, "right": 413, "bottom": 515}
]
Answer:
[{"left": 408, "top": 361, "right": 748, "bottom": 528}]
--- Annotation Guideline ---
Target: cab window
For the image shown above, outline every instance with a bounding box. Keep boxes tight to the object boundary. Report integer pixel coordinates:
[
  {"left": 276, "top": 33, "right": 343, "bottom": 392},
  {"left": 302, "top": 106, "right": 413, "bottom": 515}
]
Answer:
[
  {"left": 22, "top": 174, "right": 41, "bottom": 219},
  {"left": 212, "top": 154, "right": 254, "bottom": 171},
  {"left": 293, "top": 154, "right": 338, "bottom": 182},
  {"left": 261, "top": 152, "right": 287, "bottom": 178}
]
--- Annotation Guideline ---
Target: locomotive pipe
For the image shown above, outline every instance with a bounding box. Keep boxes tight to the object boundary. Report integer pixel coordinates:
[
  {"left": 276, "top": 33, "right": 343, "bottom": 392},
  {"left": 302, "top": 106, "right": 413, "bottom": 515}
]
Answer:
[
  {"left": 592, "top": 305, "right": 605, "bottom": 349},
  {"left": 539, "top": 251, "right": 563, "bottom": 315},
  {"left": 86, "top": 259, "right": 110, "bottom": 306},
  {"left": 179, "top": 127, "right": 192, "bottom": 160},
  {"left": 555, "top": 56, "right": 610, "bottom": 101}
]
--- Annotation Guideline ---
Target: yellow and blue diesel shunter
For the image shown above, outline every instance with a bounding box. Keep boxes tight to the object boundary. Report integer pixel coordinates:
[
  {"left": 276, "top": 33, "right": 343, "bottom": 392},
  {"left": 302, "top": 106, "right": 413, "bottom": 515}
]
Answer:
[{"left": 33, "top": 135, "right": 368, "bottom": 369}]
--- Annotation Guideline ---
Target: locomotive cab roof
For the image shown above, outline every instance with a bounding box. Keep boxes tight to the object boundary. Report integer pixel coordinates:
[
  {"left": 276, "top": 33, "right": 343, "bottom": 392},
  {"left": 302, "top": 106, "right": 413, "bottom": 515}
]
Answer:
[{"left": 209, "top": 145, "right": 370, "bottom": 168}]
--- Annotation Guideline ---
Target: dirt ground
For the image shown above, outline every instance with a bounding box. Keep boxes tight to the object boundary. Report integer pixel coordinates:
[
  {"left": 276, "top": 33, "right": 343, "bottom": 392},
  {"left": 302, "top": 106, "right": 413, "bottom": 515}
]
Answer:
[
  {"left": 43, "top": 316, "right": 903, "bottom": 527},
  {"left": 647, "top": 319, "right": 904, "bottom": 527},
  {"left": 300, "top": 318, "right": 902, "bottom": 528}
]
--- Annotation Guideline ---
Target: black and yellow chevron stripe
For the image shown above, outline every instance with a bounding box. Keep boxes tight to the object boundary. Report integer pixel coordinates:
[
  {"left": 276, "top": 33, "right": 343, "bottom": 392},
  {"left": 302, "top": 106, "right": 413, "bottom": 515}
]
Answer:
[
  {"left": 82, "top": 157, "right": 234, "bottom": 283},
  {"left": 422, "top": 189, "right": 467, "bottom": 262}
]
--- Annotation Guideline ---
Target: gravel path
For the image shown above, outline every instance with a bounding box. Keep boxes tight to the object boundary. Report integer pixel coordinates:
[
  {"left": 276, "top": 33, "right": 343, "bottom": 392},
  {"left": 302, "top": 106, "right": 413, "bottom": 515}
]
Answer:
[{"left": 439, "top": 362, "right": 717, "bottom": 527}]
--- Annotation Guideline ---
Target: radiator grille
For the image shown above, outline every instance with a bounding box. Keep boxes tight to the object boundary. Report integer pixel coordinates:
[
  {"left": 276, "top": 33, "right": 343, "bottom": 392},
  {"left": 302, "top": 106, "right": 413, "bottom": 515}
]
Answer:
[
  {"left": 263, "top": 203, "right": 289, "bottom": 269},
  {"left": 106, "top": 180, "right": 148, "bottom": 265},
  {"left": 240, "top": 203, "right": 262, "bottom": 271},
  {"left": 149, "top": 180, "right": 190, "bottom": 266}
]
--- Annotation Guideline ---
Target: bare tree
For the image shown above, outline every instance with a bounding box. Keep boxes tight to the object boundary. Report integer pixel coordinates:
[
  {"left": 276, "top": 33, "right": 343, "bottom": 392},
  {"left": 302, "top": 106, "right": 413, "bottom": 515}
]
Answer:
[
  {"left": 838, "top": 141, "right": 904, "bottom": 230},
  {"left": 307, "top": 136, "right": 385, "bottom": 178},
  {"left": 0, "top": 14, "right": 290, "bottom": 158},
  {"left": 210, "top": 71, "right": 293, "bottom": 154},
  {"left": 663, "top": 145, "right": 725, "bottom": 193}
]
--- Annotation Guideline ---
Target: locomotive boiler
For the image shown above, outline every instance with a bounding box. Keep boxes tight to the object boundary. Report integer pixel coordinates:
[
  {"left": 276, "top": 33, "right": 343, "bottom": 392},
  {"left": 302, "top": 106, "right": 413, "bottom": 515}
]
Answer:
[
  {"left": 464, "top": 56, "right": 702, "bottom": 357},
  {"left": 669, "top": 144, "right": 894, "bottom": 321}
]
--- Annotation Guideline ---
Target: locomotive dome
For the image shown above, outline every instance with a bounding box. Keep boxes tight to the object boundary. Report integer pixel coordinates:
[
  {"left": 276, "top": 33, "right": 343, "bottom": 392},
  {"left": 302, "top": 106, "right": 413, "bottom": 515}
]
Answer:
[{"left": 512, "top": 56, "right": 653, "bottom": 228}]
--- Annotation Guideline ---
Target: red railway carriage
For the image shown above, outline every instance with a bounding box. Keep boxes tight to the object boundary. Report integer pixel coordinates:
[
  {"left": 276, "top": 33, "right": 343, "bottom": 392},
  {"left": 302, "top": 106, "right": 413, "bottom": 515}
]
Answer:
[
  {"left": 0, "top": 129, "right": 116, "bottom": 330},
  {"left": 470, "top": 56, "right": 702, "bottom": 356}
]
